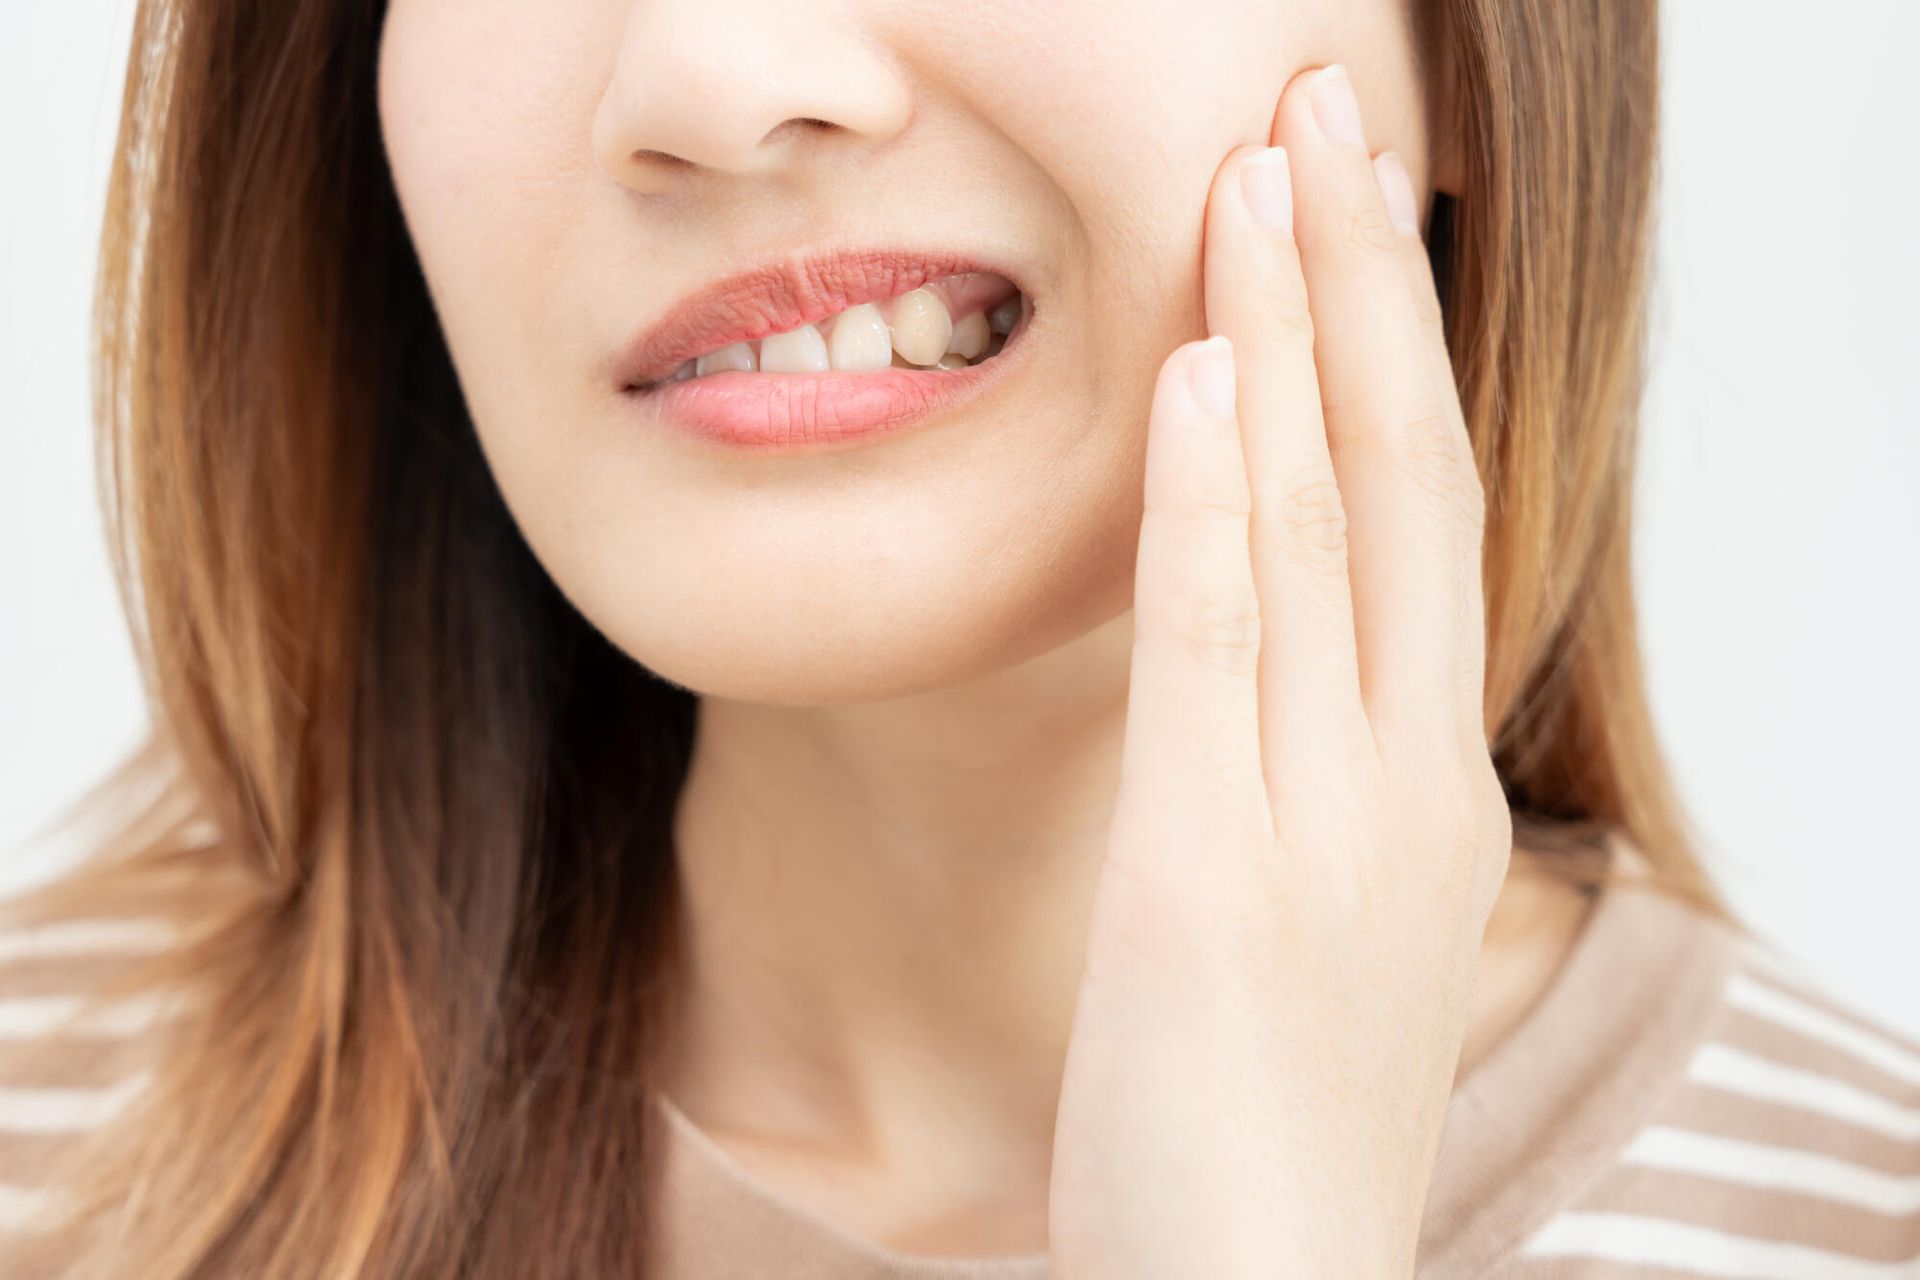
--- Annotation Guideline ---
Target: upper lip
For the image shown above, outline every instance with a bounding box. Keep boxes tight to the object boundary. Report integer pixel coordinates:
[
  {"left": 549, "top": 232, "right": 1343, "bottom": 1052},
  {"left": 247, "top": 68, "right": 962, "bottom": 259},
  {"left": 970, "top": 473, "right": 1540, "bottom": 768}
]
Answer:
[{"left": 614, "top": 247, "right": 1024, "bottom": 389}]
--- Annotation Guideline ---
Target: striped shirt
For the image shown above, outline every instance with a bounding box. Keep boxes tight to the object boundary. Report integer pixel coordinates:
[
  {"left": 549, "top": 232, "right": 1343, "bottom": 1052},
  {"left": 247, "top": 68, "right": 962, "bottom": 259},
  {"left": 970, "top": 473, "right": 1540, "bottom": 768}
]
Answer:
[
  {"left": 3, "top": 841, "right": 1917, "bottom": 1278},
  {"left": 644, "top": 839, "right": 1920, "bottom": 1278}
]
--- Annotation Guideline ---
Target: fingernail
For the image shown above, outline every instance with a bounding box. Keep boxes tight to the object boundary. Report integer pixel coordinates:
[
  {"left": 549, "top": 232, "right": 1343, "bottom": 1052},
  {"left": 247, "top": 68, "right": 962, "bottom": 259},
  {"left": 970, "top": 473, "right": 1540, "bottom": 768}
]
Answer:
[
  {"left": 1187, "top": 337, "right": 1236, "bottom": 418},
  {"left": 1309, "top": 64, "right": 1365, "bottom": 146},
  {"left": 1374, "top": 150, "right": 1420, "bottom": 235},
  {"left": 1239, "top": 147, "right": 1293, "bottom": 234}
]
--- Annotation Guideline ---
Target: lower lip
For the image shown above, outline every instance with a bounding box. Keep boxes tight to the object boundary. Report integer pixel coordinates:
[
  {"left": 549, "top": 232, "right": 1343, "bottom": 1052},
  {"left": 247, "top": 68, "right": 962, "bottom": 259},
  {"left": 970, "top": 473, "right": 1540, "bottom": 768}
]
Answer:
[{"left": 628, "top": 311, "right": 1032, "bottom": 453}]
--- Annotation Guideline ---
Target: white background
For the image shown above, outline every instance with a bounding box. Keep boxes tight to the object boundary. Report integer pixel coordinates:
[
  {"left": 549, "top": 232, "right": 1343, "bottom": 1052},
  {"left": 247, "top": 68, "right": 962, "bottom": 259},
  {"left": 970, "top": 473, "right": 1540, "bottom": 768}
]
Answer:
[{"left": 3, "top": 4, "right": 1916, "bottom": 1034}]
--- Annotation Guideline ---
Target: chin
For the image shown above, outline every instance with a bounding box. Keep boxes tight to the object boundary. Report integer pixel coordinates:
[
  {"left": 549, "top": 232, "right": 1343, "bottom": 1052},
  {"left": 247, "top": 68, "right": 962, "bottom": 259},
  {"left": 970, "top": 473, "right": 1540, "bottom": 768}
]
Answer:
[{"left": 592, "top": 555, "right": 1130, "bottom": 709}]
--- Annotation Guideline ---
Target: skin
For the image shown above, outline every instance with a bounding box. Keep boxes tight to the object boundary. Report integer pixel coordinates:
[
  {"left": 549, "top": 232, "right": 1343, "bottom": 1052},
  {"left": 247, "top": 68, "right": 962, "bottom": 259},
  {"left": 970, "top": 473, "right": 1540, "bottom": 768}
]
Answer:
[{"left": 378, "top": 0, "right": 1597, "bottom": 1267}]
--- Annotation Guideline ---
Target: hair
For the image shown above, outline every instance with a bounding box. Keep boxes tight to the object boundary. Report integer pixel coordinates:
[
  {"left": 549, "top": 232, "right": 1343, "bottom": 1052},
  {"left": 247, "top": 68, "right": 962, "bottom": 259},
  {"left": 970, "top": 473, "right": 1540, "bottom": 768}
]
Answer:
[{"left": 1, "top": 0, "right": 1741, "bottom": 1275}]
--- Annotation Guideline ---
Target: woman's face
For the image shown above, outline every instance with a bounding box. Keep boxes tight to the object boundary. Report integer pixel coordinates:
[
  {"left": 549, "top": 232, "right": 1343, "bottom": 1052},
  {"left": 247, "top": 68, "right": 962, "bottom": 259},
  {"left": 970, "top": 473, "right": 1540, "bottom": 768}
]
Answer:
[{"left": 378, "top": 0, "right": 1441, "bottom": 705}]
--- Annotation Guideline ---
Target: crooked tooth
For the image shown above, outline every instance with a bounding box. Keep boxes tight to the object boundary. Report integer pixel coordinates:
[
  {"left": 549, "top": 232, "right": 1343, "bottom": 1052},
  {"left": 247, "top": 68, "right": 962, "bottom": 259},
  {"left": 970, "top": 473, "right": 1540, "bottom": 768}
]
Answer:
[
  {"left": 888, "top": 288, "right": 953, "bottom": 366},
  {"left": 695, "top": 342, "right": 755, "bottom": 377},
  {"left": 826, "top": 303, "right": 893, "bottom": 372},
  {"left": 946, "top": 311, "right": 991, "bottom": 360},
  {"left": 675, "top": 286, "right": 1015, "bottom": 382},
  {"left": 758, "top": 323, "right": 830, "bottom": 373},
  {"left": 987, "top": 295, "right": 1020, "bottom": 335}
]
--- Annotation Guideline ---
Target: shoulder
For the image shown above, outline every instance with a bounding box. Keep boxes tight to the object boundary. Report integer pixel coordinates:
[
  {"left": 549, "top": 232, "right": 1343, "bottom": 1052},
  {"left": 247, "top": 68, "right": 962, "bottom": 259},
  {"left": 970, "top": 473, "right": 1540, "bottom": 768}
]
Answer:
[{"left": 1503, "top": 930, "right": 1920, "bottom": 1276}]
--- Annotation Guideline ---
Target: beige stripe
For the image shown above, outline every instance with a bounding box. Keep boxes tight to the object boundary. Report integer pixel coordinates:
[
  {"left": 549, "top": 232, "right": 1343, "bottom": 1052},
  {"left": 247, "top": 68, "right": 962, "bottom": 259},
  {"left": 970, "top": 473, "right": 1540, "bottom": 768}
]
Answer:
[
  {"left": 1520, "top": 1210, "right": 1920, "bottom": 1278},
  {"left": 0, "top": 1030, "right": 167, "bottom": 1091},
  {"left": 0, "top": 952, "right": 171, "bottom": 999},
  {"left": 1684, "top": 1042, "right": 1920, "bottom": 1141},
  {"left": 1734, "top": 964, "right": 1920, "bottom": 1057},
  {"left": 1728, "top": 971, "right": 1920, "bottom": 1084},
  {"left": 1715, "top": 1004, "right": 1917, "bottom": 1101},
  {"left": 1567, "top": 1160, "right": 1920, "bottom": 1262},
  {"left": 1656, "top": 1080, "right": 1920, "bottom": 1176},
  {"left": 1735, "top": 936, "right": 1821, "bottom": 989},
  {"left": 0, "top": 1131, "right": 84, "bottom": 1189}
]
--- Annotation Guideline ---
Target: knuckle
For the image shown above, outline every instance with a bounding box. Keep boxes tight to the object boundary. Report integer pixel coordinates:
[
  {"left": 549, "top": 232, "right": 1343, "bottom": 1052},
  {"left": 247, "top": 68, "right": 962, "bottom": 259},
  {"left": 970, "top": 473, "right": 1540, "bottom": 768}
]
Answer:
[
  {"left": 1137, "top": 494, "right": 1256, "bottom": 587},
  {"left": 1396, "top": 406, "right": 1479, "bottom": 515},
  {"left": 1140, "top": 492, "right": 1254, "bottom": 530},
  {"left": 1345, "top": 206, "right": 1403, "bottom": 258},
  {"left": 1257, "top": 273, "right": 1316, "bottom": 340},
  {"left": 1152, "top": 584, "right": 1264, "bottom": 674},
  {"left": 1276, "top": 475, "right": 1350, "bottom": 573}
]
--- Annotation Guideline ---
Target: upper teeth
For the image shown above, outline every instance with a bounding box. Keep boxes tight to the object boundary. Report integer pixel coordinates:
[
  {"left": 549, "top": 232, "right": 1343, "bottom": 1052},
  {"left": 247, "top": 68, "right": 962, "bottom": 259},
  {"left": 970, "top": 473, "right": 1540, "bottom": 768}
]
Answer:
[{"left": 670, "top": 284, "right": 1022, "bottom": 382}]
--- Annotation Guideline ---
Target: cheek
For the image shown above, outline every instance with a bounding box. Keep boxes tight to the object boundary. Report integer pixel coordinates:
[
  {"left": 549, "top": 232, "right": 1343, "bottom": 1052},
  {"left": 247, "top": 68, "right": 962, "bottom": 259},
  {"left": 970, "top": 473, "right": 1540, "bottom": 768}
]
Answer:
[
  {"left": 950, "top": 3, "right": 1343, "bottom": 392},
  {"left": 377, "top": 2, "right": 600, "bottom": 421},
  {"left": 987, "top": 0, "right": 1426, "bottom": 287},
  {"left": 367, "top": 0, "right": 1427, "bottom": 705},
  {"left": 378, "top": 0, "right": 620, "bottom": 563}
]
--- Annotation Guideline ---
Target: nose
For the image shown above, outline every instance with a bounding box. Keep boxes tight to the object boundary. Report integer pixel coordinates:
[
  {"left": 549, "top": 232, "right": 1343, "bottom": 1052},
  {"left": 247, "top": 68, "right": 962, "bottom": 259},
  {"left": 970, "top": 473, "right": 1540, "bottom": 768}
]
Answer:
[{"left": 592, "top": 0, "right": 915, "bottom": 187}]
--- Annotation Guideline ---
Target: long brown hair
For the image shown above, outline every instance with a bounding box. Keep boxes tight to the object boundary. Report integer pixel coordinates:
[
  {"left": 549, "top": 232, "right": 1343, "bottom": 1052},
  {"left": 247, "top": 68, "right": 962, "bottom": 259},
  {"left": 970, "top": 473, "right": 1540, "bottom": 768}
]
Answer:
[{"left": 2, "top": 0, "right": 1737, "bottom": 1274}]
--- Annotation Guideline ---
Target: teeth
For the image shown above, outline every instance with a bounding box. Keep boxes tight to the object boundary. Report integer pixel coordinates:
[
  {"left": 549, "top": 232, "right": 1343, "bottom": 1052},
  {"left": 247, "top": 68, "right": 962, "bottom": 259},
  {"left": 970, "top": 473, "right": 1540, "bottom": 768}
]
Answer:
[
  {"left": 659, "top": 281, "right": 1023, "bottom": 384},
  {"left": 758, "top": 323, "right": 830, "bottom": 374},
  {"left": 695, "top": 342, "right": 755, "bottom": 377},
  {"left": 826, "top": 303, "right": 893, "bottom": 372},
  {"left": 887, "top": 288, "right": 953, "bottom": 366},
  {"left": 946, "top": 311, "right": 991, "bottom": 360}
]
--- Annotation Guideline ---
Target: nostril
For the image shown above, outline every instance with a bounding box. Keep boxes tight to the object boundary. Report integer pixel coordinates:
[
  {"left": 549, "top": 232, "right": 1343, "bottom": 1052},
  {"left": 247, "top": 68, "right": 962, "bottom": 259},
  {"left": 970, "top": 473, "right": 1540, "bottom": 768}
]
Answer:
[{"left": 762, "top": 117, "right": 839, "bottom": 148}]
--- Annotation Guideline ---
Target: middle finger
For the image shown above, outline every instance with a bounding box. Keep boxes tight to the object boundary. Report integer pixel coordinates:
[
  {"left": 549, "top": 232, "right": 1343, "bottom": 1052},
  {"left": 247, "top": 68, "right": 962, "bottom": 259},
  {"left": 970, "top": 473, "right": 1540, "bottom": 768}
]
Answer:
[{"left": 1273, "top": 64, "right": 1484, "bottom": 741}]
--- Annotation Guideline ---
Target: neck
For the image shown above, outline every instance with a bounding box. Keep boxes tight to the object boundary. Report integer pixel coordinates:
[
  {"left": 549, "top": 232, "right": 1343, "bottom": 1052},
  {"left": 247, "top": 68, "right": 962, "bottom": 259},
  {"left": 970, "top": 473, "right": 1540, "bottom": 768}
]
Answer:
[{"left": 659, "top": 608, "right": 1581, "bottom": 1177}]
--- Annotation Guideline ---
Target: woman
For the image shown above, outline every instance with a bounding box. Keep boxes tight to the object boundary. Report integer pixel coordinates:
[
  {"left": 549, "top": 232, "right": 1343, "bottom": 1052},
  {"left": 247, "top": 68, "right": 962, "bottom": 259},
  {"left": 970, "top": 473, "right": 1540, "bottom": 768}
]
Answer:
[{"left": 2, "top": 0, "right": 1915, "bottom": 1276}]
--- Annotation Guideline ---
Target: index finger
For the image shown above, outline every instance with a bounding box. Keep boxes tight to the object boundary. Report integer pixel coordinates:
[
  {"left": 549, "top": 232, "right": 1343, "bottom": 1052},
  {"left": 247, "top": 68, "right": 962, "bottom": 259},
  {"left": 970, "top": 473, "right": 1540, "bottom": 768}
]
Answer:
[{"left": 1116, "top": 337, "right": 1276, "bottom": 869}]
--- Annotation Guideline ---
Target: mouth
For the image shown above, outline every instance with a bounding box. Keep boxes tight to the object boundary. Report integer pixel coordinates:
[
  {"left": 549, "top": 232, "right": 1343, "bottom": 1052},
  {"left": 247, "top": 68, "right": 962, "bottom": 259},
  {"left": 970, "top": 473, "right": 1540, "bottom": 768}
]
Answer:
[
  {"left": 616, "top": 247, "right": 1033, "bottom": 385},
  {"left": 614, "top": 247, "right": 1035, "bottom": 450}
]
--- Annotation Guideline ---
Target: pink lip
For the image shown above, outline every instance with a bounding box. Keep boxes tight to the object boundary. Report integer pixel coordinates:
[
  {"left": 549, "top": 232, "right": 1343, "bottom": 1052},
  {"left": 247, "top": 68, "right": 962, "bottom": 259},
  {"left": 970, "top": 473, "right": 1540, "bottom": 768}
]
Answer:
[
  {"left": 632, "top": 337, "right": 1030, "bottom": 452},
  {"left": 613, "top": 247, "right": 1027, "bottom": 389},
  {"left": 615, "top": 245, "right": 1034, "bottom": 452}
]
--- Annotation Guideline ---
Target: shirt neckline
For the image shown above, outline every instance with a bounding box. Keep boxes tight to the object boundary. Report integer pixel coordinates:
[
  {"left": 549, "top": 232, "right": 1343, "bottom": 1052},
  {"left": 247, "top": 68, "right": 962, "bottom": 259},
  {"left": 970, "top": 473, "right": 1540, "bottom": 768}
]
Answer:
[{"left": 648, "top": 832, "right": 1740, "bottom": 1278}]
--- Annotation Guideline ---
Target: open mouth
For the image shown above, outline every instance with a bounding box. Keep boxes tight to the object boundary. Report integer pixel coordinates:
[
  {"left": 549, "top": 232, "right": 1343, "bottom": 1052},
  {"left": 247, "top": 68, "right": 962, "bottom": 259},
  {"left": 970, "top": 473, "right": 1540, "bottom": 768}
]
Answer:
[{"left": 634, "top": 270, "right": 1028, "bottom": 390}]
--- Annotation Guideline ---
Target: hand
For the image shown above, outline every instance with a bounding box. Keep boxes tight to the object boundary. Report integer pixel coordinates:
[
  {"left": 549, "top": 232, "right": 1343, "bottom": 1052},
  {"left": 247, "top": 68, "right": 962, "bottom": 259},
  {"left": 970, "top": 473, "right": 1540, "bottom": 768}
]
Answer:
[{"left": 1047, "top": 63, "right": 1514, "bottom": 1279}]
